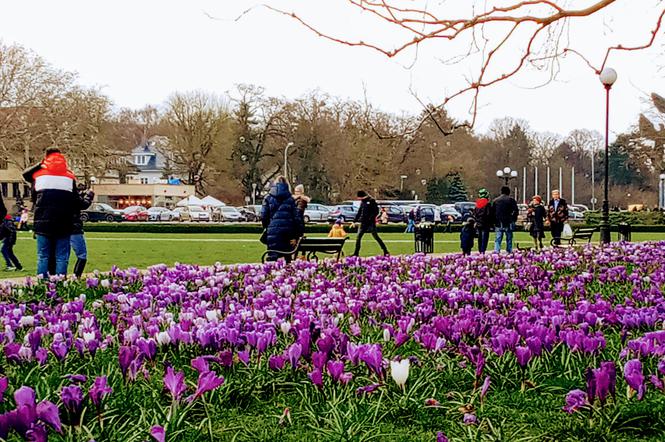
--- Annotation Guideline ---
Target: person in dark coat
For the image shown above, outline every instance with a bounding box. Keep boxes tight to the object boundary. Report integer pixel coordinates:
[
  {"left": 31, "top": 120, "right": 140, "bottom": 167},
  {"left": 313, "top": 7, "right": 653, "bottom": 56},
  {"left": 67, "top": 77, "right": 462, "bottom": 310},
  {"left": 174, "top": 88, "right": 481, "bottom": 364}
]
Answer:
[
  {"left": 460, "top": 217, "right": 476, "bottom": 255},
  {"left": 527, "top": 195, "right": 547, "bottom": 250},
  {"left": 71, "top": 184, "right": 95, "bottom": 277},
  {"left": 261, "top": 176, "right": 303, "bottom": 262},
  {"left": 22, "top": 147, "right": 79, "bottom": 276},
  {"left": 352, "top": 190, "right": 389, "bottom": 257},
  {"left": 473, "top": 188, "right": 493, "bottom": 253},
  {"left": 547, "top": 189, "right": 569, "bottom": 246},
  {"left": 0, "top": 215, "right": 22, "bottom": 270},
  {"left": 492, "top": 186, "right": 519, "bottom": 253}
]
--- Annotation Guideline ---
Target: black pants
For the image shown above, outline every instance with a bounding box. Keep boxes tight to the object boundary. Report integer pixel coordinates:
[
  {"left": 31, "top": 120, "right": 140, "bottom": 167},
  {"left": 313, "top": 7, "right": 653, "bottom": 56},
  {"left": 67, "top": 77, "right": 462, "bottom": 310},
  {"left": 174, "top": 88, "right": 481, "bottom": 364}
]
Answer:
[
  {"left": 477, "top": 229, "right": 490, "bottom": 253},
  {"left": 353, "top": 224, "right": 388, "bottom": 256},
  {"left": 551, "top": 222, "right": 564, "bottom": 245},
  {"left": 2, "top": 242, "right": 21, "bottom": 269}
]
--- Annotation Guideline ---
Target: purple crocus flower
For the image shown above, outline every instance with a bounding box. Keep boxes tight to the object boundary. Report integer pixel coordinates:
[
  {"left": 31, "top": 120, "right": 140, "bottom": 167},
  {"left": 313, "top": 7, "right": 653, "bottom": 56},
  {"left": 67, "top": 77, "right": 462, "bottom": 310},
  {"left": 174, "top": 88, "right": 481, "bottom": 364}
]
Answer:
[
  {"left": 186, "top": 371, "right": 224, "bottom": 402},
  {"left": 89, "top": 376, "right": 112, "bottom": 407},
  {"left": 480, "top": 376, "right": 491, "bottom": 399},
  {"left": 150, "top": 425, "right": 166, "bottom": 442},
  {"left": 356, "top": 383, "right": 382, "bottom": 396},
  {"left": 51, "top": 342, "right": 68, "bottom": 361},
  {"left": 436, "top": 432, "right": 449, "bottom": 442},
  {"left": 237, "top": 350, "right": 250, "bottom": 366},
  {"left": 311, "top": 351, "right": 328, "bottom": 370},
  {"left": 191, "top": 356, "right": 210, "bottom": 374},
  {"left": 4, "top": 386, "right": 62, "bottom": 438},
  {"left": 658, "top": 358, "right": 665, "bottom": 376},
  {"left": 563, "top": 389, "right": 589, "bottom": 413},
  {"left": 61, "top": 385, "right": 84, "bottom": 414},
  {"left": 308, "top": 369, "right": 323, "bottom": 388},
  {"left": 118, "top": 346, "right": 137, "bottom": 378},
  {"left": 624, "top": 359, "right": 646, "bottom": 400},
  {"left": 359, "top": 344, "right": 383, "bottom": 377},
  {"left": 269, "top": 355, "right": 286, "bottom": 371},
  {"left": 0, "top": 377, "right": 7, "bottom": 402},
  {"left": 66, "top": 374, "right": 88, "bottom": 384},
  {"left": 326, "top": 360, "right": 345, "bottom": 382},
  {"left": 163, "top": 366, "right": 187, "bottom": 401},
  {"left": 514, "top": 346, "right": 532, "bottom": 368},
  {"left": 463, "top": 413, "right": 478, "bottom": 425},
  {"left": 35, "top": 400, "right": 62, "bottom": 433},
  {"left": 586, "top": 361, "right": 616, "bottom": 406},
  {"left": 650, "top": 375, "right": 664, "bottom": 391},
  {"left": 287, "top": 343, "right": 302, "bottom": 369}
]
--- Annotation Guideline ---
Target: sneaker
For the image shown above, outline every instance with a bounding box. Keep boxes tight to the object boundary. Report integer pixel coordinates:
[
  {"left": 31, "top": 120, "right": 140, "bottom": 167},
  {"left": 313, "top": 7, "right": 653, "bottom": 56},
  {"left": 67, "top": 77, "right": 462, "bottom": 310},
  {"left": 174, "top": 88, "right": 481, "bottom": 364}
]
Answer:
[{"left": 5, "top": 267, "right": 16, "bottom": 271}]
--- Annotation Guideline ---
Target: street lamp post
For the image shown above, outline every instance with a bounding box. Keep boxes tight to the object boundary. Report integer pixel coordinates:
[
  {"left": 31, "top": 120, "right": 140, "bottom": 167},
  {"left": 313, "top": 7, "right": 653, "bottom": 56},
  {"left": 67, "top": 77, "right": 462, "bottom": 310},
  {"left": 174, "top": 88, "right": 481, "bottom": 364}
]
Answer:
[
  {"left": 251, "top": 182, "right": 257, "bottom": 206},
  {"left": 599, "top": 67, "right": 617, "bottom": 245},
  {"left": 284, "top": 142, "right": 294, "bottom": 179},
  {"left": 659, "top": 173, "right": 665, "bottom": 210},
  {"left": 496, "top": 167, "right": 518, "bottom": 186}
]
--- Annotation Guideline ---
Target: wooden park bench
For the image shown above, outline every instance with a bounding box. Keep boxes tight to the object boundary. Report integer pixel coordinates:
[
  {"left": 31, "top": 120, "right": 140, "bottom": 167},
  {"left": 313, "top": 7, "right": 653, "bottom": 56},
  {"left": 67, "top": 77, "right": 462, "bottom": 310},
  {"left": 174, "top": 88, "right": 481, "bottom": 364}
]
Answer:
[
  {"left": 551, "top": 226, "right": 597, "bottom": 248},
  {"left": 261, "top": 237, "right": 347, "bottom": 263}
]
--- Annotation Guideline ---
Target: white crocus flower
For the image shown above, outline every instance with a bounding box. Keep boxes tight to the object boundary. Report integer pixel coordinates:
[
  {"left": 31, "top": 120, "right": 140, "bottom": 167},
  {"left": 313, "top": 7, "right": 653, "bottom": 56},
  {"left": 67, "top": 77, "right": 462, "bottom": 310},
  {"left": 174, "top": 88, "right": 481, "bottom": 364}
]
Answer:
[{"left": 390, "top": 359, "right": 410, "bottom": 391}]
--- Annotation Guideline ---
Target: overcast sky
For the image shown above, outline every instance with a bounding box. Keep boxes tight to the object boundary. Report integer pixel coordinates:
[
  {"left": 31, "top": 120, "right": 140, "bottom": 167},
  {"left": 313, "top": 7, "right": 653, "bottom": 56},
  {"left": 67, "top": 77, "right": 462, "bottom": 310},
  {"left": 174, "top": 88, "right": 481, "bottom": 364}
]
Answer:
[{"left": 1, "top": 0, "right": 663, "bottom": 138}]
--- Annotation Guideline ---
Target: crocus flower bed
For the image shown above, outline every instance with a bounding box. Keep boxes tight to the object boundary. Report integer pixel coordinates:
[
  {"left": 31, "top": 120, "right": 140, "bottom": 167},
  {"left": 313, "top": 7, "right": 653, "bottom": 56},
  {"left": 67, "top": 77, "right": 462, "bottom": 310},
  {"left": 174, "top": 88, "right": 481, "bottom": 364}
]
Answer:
[{"left": 2, "top": 243, "right": 665, "bottom": 441}]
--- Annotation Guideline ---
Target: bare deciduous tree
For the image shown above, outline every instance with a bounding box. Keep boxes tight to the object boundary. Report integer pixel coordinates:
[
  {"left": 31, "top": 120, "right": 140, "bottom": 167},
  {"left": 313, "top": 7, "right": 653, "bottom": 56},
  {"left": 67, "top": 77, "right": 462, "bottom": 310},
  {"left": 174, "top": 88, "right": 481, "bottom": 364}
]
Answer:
[{"left": 163, "top": 91, "right": 231, "bottom": 195}]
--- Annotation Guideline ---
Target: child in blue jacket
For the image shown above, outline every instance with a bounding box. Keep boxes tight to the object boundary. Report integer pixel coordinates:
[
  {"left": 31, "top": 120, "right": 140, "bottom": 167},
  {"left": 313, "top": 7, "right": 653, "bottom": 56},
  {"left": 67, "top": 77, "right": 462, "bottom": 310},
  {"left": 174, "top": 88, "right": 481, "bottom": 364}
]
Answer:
[{"left": 460, "top": 217, "right": 476, "bottom": 256}]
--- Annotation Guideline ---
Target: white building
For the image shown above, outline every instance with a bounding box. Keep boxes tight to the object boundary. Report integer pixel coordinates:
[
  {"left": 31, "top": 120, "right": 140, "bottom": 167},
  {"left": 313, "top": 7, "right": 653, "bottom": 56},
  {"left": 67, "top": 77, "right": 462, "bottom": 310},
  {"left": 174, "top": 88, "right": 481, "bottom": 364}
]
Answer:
[{"left": 128, "top": 137, "right": 182, "bottom": 184}]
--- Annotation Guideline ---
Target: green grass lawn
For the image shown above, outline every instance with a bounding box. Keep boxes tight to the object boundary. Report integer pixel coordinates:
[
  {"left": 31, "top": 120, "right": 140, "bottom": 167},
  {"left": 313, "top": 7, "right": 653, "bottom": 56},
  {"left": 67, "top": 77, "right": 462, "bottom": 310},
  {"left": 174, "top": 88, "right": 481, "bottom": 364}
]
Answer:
[{"left": 4, "top": 230, "right": 665, "bottom": 277}]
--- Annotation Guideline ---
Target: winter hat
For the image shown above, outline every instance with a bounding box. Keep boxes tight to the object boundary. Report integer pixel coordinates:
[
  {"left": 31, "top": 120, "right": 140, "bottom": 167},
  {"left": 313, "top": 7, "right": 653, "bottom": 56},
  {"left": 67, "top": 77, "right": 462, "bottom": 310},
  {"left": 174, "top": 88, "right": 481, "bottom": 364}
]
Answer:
[
  {"left": 478, "top": 188, "right": 489, "bottom": 198},
  {"left": 532, "top": 195, "right": 542, "bottom": 204},
  {"left": 335, "top": 219, "right": 342, "bottom": 225},
  {"left": 4, "top": 215, "right": 12, "bottom": 220}
]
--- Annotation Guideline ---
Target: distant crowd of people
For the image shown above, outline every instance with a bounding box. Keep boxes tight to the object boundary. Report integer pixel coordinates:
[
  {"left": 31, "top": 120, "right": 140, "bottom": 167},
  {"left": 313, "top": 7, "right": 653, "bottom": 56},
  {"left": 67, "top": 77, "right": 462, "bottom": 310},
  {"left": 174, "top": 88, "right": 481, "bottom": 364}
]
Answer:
[
  {"left": 460, "top": 186, "right": 569, "bottom": 254},
  {"left": 0, "top": 147, "right": 94, "bottom": 277},
  {"left": 260, "top": 177, "right": 573, "bottom": 262}
]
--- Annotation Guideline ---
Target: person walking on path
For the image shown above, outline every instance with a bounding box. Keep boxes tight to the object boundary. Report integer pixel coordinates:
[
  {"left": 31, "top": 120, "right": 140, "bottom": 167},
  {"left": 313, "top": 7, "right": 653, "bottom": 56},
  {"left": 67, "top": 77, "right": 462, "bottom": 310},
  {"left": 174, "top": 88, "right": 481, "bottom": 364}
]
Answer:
[
  {"left": 473, "top": 188, "right": 493, "bottom": 253},
  {"left": 352, "top": 190, "right": 389, "bottom": 257},
  {"left": 22, "top": 147, "right": 79, "bottom": 277},
  {"left": 405, "top": 208, "right": 416, "bottom": 233},
  {"left": 547, "top": 190, "right": 569, "bottom": 246},
  {"left": 71, "top": 183, "right": 95, "bottom": 277},
  {"left": 527, "top": 195, "right": 547, "bottom": 250},
  {"left": 293, "top": 184, "right": 310, "bottom": 218},
  {"left": 492, "top": 186, "right": 519, "bottom": 253},
  {"left": 0, "top": 215, "right": 22, "bottom": 271},
  {"left": 380, "top": 207, "right": 389, "bottom": 225},
  {"left": 261, "top": 176, "right": 303, "bottom": 263}
]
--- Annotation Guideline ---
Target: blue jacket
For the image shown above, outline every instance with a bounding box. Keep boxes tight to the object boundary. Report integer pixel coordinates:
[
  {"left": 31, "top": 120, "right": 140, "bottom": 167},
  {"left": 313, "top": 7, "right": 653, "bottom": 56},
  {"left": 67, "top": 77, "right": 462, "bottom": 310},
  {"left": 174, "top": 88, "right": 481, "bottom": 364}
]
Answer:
[
  {"left": 261, "top": 183, "right": 303, "bottom": 251},
  {"left": 460, "top": 225, "right": 475, "bottom": 250}
]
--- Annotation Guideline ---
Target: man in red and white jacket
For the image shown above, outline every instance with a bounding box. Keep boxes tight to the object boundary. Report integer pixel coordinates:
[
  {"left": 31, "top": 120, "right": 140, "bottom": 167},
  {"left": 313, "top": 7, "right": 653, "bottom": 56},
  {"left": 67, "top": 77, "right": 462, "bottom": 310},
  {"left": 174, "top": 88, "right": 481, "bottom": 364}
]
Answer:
[{"left": 23, "top": 147, "right": 80, "bottom": 276}]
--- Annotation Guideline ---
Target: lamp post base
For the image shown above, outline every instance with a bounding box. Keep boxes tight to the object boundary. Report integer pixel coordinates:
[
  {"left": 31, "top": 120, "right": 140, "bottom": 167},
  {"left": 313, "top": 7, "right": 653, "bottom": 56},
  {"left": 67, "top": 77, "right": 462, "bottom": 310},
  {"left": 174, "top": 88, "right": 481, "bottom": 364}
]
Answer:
[
  {"left": 599, "top": 200, "right": 611, "bottom": 245},
  {"left": 599, "top": 222, "right": 611, "bottom": 245}
]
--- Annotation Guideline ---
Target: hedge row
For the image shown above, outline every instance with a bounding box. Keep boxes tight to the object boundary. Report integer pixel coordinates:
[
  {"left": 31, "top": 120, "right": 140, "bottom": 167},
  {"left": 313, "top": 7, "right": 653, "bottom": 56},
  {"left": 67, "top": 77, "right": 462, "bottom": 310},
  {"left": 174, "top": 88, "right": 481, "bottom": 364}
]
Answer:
[
  {"left": 81, "top": 222, "right": 665, "bottom": 234},
  {"left": 584, "top": 210, "right": 665, "bottom": 226}
]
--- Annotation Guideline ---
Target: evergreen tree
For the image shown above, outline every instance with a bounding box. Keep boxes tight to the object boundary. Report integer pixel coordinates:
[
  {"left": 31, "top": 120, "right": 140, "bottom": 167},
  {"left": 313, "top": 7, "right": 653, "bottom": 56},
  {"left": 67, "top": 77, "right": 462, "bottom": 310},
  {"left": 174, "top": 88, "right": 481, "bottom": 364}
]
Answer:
[
  {"left": 446, "top": 172, "right": 468, "bottom": 202},
  {"left": 425, "top": 178, "right": 449, "bottom": 204}
]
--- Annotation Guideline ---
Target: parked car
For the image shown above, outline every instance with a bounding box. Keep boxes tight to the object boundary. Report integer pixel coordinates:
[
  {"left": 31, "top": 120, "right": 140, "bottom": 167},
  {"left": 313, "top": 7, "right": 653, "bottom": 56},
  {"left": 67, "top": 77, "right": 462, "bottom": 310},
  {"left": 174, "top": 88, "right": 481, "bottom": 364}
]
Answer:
[
  {"left": 147, "top": 206, "right": 175, "bottom": 221},
  {"left": 303, "top": 204, "right": 330, "bottom": 223},
  {"left": 214, "top": 206, "right": 245, "bottom": 222},
  {"left": 239, "top": 207, "right": 260, "bottom": 222},
  {"left": 568, "top": 208, "right": 585, "bottom": 221},
  {"left": 378, "top": 204, "right": 406, "bottom": 223},
  {"left": 569, "top": 204, "right": 589, "bottom": 213},
  {"left": 188, "top": 206, "right": 211, "bottom": 222},
  {"left": 122, "top": 206, "right": 149, "bottom": 222},
  {"left": 454, "top": 202, "right": 477, "bottom": 221},
  {"left": 171, "top": 207, "right": 190, "bottom": 222},
  {"left": 81, "top": 203, "right": 124, "bottom": 222},
  {"left": 407, "top": 205, "right": 437, "bottom": 223},
  {"left": 327, "top": 205, "right": 358, "bottom": 223},
  {"left": 440, "top": 206, "right": 462, "bottom": 222}
]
